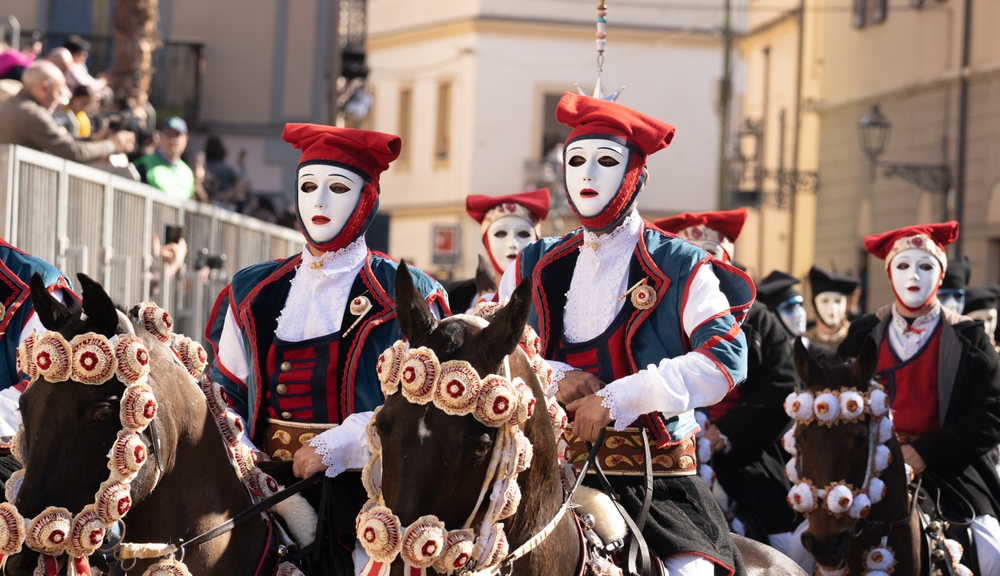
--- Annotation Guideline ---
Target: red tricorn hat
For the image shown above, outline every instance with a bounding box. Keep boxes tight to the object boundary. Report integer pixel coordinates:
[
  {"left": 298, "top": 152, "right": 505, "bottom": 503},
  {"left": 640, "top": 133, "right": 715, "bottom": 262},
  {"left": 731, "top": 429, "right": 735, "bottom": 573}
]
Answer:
[
  {"left": 281, "top": 123, "right": 401, "bottom": 182},
  {"left": 556, "top": 92, "right": 675, "bottom": 157},
  {"left": 863, "top": 221, "right": 959, "bottom": 271},
  {"left": 466, "top": 189, "right": 550, "bottom": 233},
  {"left": 654, "top": 209, "right": 748, "bottom": 243}
]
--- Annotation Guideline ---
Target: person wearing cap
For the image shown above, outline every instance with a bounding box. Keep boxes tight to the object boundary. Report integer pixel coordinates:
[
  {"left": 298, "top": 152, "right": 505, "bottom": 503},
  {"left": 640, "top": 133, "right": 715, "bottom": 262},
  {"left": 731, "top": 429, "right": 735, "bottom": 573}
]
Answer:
[
  {"left": 939, "top": 255, "right": 971, "bottom": 315},
  {"left": 205, "top": 123, "right": 449, "bottom": 573},
  {"left": 802, "top": 266, "right": 859, "bottom": 350},
  {"left": 756, "top": 271, "right": 807, "bottom": 338},
  {"left": 656, "top": 209, "right": 798, "bottom": 553},
  {"left": 827, "top": 222, "right": 1000, "bottom": 574},
  {"left": 132, "top": 117, "right": 197, "bottom": 200},
  {"left": 500, "top": 93, "right": 753, "bottom": 574},
  {"left": 966, "top": 284, "right": 1000, "bottom": 352},
  {"left": 467, "top": 188, "right": 550, "bottom": 282}
]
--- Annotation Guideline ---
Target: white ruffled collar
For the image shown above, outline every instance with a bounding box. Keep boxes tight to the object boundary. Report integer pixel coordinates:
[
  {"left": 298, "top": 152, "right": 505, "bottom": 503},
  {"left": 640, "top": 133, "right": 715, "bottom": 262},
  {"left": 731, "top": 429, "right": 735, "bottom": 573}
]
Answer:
[
  {"left": 890, "top": 301, "right": 941, "bottom": 332},
  {"left": 581, "top": 209, "right": 642, "bottom": 254},
  {"left": 299, "top": 237, "right": 368, "bottom": 276}
]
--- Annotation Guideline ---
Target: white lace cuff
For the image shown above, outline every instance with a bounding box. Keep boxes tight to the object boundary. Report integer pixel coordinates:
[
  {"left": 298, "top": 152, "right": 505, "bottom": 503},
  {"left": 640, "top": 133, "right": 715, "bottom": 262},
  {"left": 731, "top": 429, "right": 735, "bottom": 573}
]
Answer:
[
  {"left": 546, "top": 360, "right": 574, "bottom": 398},
  {"left": 596, "top": 387, "right": 640, "bottom": 432},
  {"left": 719, "top": 432, "right": 732, "bottom": 454},
  {"left": 0, "top": 387, "right": 21, "bottom": 437},
  {"left": 306, "top": 412, "right": 373, "bottom": 478}
]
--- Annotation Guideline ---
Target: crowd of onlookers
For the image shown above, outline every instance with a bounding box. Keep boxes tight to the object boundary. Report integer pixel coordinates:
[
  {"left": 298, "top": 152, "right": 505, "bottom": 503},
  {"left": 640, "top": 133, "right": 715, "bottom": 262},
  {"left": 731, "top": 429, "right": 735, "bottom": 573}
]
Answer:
[{"left": 0, "top": 35, "right": 292, "bottom": 228}]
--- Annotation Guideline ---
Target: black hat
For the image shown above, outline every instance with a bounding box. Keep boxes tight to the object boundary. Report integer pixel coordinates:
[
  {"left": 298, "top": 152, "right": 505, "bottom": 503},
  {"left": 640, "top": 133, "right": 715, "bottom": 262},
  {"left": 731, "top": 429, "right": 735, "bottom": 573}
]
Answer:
[
  {"left": 757, "top": 270, "right": 801, "bottom": 312},
  {"left": 64, "top": 35, "right": 92, "bottom": 55},
  {"left": 964, "top": 284, "right": 1000, "bottom": 314},
  {"left": 808, "top": 265, "right": 859, "bottom": 298},
  {"left": 941, "top": 255, "right": 971, "bottom": 290}
]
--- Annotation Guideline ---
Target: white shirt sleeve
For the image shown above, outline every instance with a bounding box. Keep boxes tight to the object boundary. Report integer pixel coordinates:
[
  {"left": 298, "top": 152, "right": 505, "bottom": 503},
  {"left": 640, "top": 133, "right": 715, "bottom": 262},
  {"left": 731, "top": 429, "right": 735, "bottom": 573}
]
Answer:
[
  {"left": 217, "top": 307, "right": 249, "bottom": 385},
  {"left": 307, "top": 411, "right": 373, "bottom": 477},
  {"left": 498, "top": 264, "right": 518, "bottom": 302},
  {"left": 596, "top": 264, "right": 735, "bottom": 430}
]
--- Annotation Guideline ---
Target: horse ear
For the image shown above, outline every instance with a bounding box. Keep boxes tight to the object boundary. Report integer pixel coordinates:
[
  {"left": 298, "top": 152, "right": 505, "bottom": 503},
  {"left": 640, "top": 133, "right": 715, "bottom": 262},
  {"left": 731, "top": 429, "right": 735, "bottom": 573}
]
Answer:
[
  {"left": 792, "top": 337, "right": 822, "bottom": 389},
  {"left": 76, "top": 273, "right": 120, "bottom": 337},
  {"left": 853, "top": 336, "right": 879, "bottom": 386},
  {"left": 29, "top": 273, "right": 72, "bottom": 330},
  {"left": 394, "top": 261, "right": 437, "bottom": 347},
  {"left": 477, "top": 278, "right": 532, "bottom": 369},
  {"left": 475, "top": 255, "right": 498, "bottom": 293}
]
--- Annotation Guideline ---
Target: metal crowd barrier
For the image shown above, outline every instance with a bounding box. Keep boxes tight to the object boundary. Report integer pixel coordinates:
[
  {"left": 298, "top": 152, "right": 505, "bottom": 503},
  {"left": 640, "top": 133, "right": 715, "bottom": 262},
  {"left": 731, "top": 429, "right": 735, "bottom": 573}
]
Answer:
[{"left": 0, "top": 144, "right": 302, "bottom": 345}]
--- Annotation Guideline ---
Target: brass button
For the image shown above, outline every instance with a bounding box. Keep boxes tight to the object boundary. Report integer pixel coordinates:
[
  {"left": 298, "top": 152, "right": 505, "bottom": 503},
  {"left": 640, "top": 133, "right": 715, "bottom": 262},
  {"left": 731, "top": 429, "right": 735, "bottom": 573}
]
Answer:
[
  {"left": 281, "top": 411, "right": 292, "bottom": 419},
  {"left": 276, "top": 384, "right": 288, "bottom": 394},
  {"left": 280, "top": 361, "right": 292, "bottom": 372}
]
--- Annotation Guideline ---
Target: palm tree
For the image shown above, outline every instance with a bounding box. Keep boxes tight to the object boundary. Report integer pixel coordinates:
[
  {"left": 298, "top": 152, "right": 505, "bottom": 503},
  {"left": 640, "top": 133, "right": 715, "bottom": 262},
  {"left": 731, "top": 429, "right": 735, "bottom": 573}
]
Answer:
[{"left": 109, "top": 0, "right": 160, "bottom": 126}]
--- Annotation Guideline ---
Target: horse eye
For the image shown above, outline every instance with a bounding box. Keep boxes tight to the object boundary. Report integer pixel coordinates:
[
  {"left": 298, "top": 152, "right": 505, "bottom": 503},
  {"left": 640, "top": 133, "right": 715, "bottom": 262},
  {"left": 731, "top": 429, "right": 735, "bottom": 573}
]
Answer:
[
  {"left": 470, "top": 436, "right": 493, "bottom": 463},
  {"left": 854, "top": 429, "right": 869, "bottom": 448},
  {"left": 93, "top": 403, "right": 113, "bottom": 422}
]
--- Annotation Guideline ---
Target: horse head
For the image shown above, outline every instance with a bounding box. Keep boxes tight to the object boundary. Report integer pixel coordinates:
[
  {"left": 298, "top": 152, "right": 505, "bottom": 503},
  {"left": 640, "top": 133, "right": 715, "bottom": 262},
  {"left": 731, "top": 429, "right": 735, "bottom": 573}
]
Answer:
[
  {"left": 370, "top": 263, "right": 562, "bottom": 576},
  {"left": 5, "top": 274, "right": 196, "bottom": 575},
  {"left": 792, "top": 337, "right": 887, "bottom": 570}
]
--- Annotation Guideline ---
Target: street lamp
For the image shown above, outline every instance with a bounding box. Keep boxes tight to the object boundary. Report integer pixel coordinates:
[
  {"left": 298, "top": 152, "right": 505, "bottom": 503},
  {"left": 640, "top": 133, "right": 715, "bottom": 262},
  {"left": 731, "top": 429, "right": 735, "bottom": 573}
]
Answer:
[
  {"left": 857, "top": 104, "right": 951, "bottom": 193},
  {"left": 858, "top": 105, "right": 891, "bottom": 181}
]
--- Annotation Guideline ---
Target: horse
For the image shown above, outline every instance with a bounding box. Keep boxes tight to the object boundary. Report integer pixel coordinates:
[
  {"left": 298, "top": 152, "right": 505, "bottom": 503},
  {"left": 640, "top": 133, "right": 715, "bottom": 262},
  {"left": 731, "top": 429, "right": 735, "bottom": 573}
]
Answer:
[
  {"left": 5, "top": 273, "right": 275, "bottom": 575},
  {"left": 372, "top": 263, "right": 806, "bottom": 576},
  {"left": 444, "top": 256, "right": 498, "bottom": 315},
  {"left": 789, "top": 338, "right": 924, "bottom": 575}
]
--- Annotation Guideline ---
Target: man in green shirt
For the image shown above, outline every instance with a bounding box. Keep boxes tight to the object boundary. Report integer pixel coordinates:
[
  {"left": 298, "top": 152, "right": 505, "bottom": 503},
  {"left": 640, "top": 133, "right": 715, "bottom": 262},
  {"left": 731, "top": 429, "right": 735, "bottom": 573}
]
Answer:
[{"left": 133, "top": 117, "right": 195, "bottom": 200}]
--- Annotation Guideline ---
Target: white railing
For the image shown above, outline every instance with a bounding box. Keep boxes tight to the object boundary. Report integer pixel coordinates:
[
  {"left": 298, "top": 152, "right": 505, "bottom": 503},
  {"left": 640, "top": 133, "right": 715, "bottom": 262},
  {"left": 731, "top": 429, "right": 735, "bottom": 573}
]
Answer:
[{"left": 0, "top": 144, "right": 302, "bottom": 345}]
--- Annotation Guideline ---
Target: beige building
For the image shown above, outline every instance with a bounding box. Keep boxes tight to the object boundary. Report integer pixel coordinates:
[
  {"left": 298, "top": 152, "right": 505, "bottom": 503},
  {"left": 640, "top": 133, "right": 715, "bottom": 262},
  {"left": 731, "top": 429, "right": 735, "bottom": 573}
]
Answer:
[
  {"left": 366, "top": 0, "right": 736, "bottom": 278},
  {"left": 735, "top": 0, "right": 1000, "bottom": 313}
]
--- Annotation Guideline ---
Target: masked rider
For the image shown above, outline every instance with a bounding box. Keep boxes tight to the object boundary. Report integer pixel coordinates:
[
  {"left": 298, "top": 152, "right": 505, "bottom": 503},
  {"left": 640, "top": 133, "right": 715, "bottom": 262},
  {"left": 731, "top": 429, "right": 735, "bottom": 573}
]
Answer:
[
  {"left": 965, "top": 284, "right": 1000, "bottom": 353},
  {"left": 205, "top": 124, "right": 448, "bottom": 573},
  {"left": 939, "top": 255, "right": 971, "bottom": 315},
  {"left": 802, "top": 266, "right": 859, "bottom": 351},
  {"left": 655, "top": 208, "right": 798, "bottom": 552},
  {"left": 757, "top": 271, "right": 807, "bottom": 339},
  {"left": 499, "top": 93, "right": 754, "bottom": 575},
  {"left": 835, "top": 222, "right": 1000, "bottom": 574},
  {"left": 467, "top": 188, "right": 550, "bottom": 284}
]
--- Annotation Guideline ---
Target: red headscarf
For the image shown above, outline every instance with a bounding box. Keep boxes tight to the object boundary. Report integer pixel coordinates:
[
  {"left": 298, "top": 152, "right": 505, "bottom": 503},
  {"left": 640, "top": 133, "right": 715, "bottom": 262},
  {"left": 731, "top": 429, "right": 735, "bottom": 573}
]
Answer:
[
  {"left": 864, "top": 221, "right": 959, "bottom": 311},
  {"left": 654, "top": 209, "right": 748, "bottom": 243},
  {"left": 282, "top": 123, "right": 401, "bottom": 252},
  {"left": 466, "top": 189, "right": 550, "bottom": 275}
]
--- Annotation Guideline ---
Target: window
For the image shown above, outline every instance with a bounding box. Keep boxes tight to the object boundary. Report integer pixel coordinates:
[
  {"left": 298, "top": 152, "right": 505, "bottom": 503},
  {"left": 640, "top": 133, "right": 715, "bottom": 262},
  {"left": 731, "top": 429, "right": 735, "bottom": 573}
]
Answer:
[
  {"left": 397, "top": 87, "right": 412, "bottom": 167},
  {"left": 434, "top": 80, "right": 452, "bottom": 164},
  {"left": 853, "top": 0, "right": 888, "bottom": 28}
]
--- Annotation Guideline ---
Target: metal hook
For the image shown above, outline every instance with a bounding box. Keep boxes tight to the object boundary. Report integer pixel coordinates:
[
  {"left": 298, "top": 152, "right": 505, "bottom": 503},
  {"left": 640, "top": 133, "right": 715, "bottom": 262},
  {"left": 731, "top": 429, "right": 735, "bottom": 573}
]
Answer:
[{"left": 119, "top": 556, "right": 137, "bottom": 572}]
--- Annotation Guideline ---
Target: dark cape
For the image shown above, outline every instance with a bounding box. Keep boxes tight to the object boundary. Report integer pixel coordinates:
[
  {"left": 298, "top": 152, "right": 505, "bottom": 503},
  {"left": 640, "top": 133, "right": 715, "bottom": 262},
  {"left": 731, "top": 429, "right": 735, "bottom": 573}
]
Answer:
[
  {"left": 711, "top": 301, "right": 798, "bottom": 537},
  {"left": 837, "top": 305, "right": 1000, "bottom": 521}
]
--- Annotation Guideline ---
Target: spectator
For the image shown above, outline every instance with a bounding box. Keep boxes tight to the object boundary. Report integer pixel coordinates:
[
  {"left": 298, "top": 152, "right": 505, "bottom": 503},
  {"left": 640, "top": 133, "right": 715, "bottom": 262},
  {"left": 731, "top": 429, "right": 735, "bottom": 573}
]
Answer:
[
  {"left": 132, "top": 117, "right": 197, "bottom": 200},
  {"left": 53, "top": 84, "right": 93, "bottom": 139},
  {"left": 0, "top": 40, "right": 39, "bottom": 81},
  {"left": 203, "top": 135, "right": 249, "bottom": 210},
  {"left": 0, "top": 60, "right": 134, "bottom": 162},
  {"left": 44, "top": 47, "right": 72, "bottom": 75},
  {"left": 63, "top": 35, "right": 107, "bottom": 92}
]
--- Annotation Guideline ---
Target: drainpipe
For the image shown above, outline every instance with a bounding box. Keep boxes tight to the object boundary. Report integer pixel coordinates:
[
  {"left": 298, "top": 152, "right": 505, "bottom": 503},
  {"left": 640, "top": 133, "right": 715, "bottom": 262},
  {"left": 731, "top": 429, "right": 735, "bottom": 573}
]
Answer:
[
  {"left": 954, "top": 0, "right": 972, "bottom": 256},
  {"left": 789, "top": 0, "right": 805, "bottom": 272},
  {"left": 716, "top": 0, "right": 733, "bottom": 210}
]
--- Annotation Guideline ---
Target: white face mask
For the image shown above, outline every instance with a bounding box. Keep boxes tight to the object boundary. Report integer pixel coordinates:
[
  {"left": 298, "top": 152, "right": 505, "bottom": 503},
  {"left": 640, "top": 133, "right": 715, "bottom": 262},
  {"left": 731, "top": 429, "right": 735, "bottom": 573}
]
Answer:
[
  {"left": 297, "top": 165, "right": 365, "bottom": 245},
  {"left": 968, "top": 309, "right": 998, "bottom": 341},
  {"left": 777, "top": 296, "right": 807, "bottom": 337},
  {"left": 814, "top": 291, "right": 848, "bottom": 328},
  {"left": 692, "top": 240, "right": 733, "bottom": 263},
  {"left": 564, "top": 138, "right": 629, "bottom": 217},
  {"left": 889, "top": 249, "right": 942, "bottom": 310},
  {"left": 486, "top": 216, "right": 538, "bottom": 274}
]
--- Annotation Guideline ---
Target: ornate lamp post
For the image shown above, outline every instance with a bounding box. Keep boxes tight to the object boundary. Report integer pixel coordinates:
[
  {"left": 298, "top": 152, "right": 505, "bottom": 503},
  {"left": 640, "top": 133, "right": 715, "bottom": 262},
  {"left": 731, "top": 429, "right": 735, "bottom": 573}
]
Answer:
[{"left": 857, "top": 104, "right": 951, "bottom": 193}]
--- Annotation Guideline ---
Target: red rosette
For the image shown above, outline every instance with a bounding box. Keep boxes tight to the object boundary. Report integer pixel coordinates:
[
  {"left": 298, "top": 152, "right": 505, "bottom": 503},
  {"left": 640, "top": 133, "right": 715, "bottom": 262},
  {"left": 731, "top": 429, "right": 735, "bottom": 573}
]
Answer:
[
  {"left": 434, "top": 361, "right": 482, "bottom": 416},
  {"left": 520, "top": 327, "right": 542, "bottom": 359},
  {"left": 514, "top": 432, "right": 533, "bottom": 474},
  {"left": 400, "top": 348, "right": 439, "bottom": 405},
  {"left": 10, "top": 426, "right": 24, "bottom": 466},
  {"left": 17, "top": 332, "right": 37, "bottom": 382},
  {"left": 366, "top": 408, "right": 382, "bottom": 454},
  {"left": 33, "top": 332, "right": 72, "bottom": 382},
  {"left": 5, "top": 469, "right": 23, "bottom": 504},
  {"left": 173, "top": 336, "right": 207, "bottom": 379},
  {"left": 0, "top": 502, "right": 25, "bottom": 556},
  {"left": 203, "top": 381, "right": 230, "bottom": 417},
  {"left": 25, "top": 506, "right": 71, "bottom": 555},
  {"left": 218, "top": 411, "right": 245, "bottom": 448},
  {"left": 70, "top": 334, "right": 116, "bottom": 385},
  {"left": 245, "top": 468, "right": 281, "bottom": 498},
  {"left": 139, "top": 302, "right": 173, "bottom": 343},
  {"left": 530, "top": 355, "right": 552, "bottom": 389},
  {"left": 400, "top": 516, "right": 446, "bottom": 569},
  {"left": 141, "top": 558, "right": 192, "bottom": 576},
  {"left": 109, "top": 432, "right": 147, "bottom": 482},
  {"left": 120, "top": 383, "right": 157, "bottom": 432},
  {"left": 433, "top": 529, "right": 475, "bottom": 574},
  {"left": 68, "top": 506, "right": 105, "bottom": 557},
  {"left": 231, "top": 443, "right": 258, "bottom": 479},
  {"left": 376, "top": 341, "right": 406, "bottom": 395},
  {"left": 471, "top": 301, "right": 501, "bottom": 320},
  {"left": 493, "top": 481, "right": 522, "bottom": 521},
  {"left": 509, "top": 378, "right": 535, "bottom": 426},
  {"left": 358, "top": 505, "right": 403, "bottom": 561},
  {"left": 480, "top": 527, "right": 509, "bottom": 568},
  {"left": 94, "top": 480, "right": 132, "bottom": 524},
  {"left": 475, "top": 376, "right": 517, "bottom": 427},
  {"left": 361, "top": 455, "right": 382, "bottom": 500},
  {"left": 276, "top": 562, "right": 305, "bottom": 576},
  {"left": 113, "top": 334, "right": 150, "bottom": 384}
]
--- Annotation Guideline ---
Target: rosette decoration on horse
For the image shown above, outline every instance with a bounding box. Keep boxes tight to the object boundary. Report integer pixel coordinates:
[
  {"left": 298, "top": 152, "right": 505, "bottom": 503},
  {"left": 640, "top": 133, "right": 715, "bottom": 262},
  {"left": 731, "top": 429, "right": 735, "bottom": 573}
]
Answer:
[{"left": 358, "top": 312, "right": 566, "bottom": 576}]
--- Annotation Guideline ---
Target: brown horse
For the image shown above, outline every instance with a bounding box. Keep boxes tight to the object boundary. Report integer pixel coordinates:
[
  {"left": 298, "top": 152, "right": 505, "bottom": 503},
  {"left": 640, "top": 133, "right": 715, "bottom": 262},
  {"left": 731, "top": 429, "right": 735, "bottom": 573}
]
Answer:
[
  {"left": 377, "top": 264, "right": 805, "bottom": 576},
  {"left": 792, "top": 338, "right": 922, "bottom": 575},
  {"left": 5, "top": 274, "right": 274, "bottom": 575}
]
